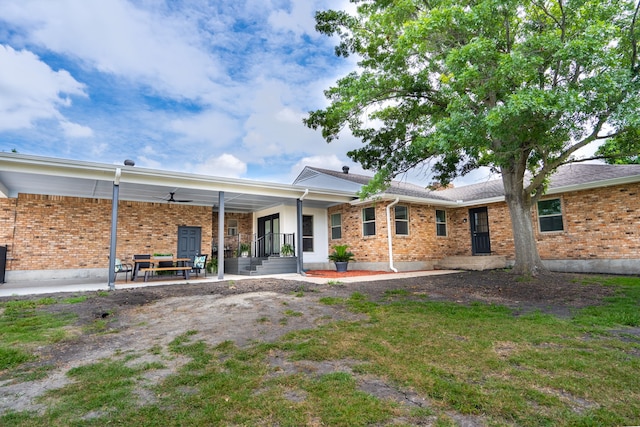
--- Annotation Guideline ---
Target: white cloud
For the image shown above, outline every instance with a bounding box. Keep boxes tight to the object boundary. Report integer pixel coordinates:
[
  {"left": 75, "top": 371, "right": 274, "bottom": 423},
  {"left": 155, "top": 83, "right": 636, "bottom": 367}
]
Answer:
[
  {"left": 169, "top": 111, "right": 242, "bottom": 147},
  {"left": 0, "top": 0, "right": 372, "bottom": 183},
  {"left": 0, "top": 44, "right": 86, "bottom": 131},
  {"left": 135, "top": 155, "right": 162, "bottom": 170},
  {"left": 191, "top": 153, "right": 247, "bottom": 178},
  {"left": 239, "top": 77, "right": 362, "bottom": 163},
  {"left": 268, "top": 1, "right": 317, "bottom": 37},
  {"left": 2, "top": 0, "right": 224, "bottom": 100},
  {"left": 289, "top": 154, "right": 366, "bottom": 179},
  {"left": 60, "top": 120, "right": 93, "bottom": 138},
  {"left": 89, "top": 141, "right": 108, "bottom": 158}
]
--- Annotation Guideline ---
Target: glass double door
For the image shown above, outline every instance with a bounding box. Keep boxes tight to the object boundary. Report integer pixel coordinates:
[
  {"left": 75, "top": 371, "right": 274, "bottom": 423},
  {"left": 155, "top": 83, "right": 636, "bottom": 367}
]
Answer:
[{"left": 257, "top": 214, "right": 279, "bottom": 257}]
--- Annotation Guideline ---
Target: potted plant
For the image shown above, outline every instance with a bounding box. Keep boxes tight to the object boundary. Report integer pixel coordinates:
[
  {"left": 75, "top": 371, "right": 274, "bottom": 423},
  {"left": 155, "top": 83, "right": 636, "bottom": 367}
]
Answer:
[
  {"left": 239, "top": 242, "right": 251, "bottom": 257},
  {"left": 328, "top": 244, "right": 355, "bottom": 272},
  {"left": 206, "top": 257, "right": 218, "bottom": 274},
  {"left": 281, "top": 243, "right": 294, "bottom": 257}
]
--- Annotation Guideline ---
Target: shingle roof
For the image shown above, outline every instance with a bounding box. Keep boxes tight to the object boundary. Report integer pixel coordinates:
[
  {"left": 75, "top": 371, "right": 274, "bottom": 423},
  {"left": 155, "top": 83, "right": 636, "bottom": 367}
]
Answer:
[
  {"left": 437, "top": 163, "right": 640, "bottom": 202},
  {"left": 306, "top": 167, "right": 452, "bottom": 201},
  {"left": 306, "top": 163, "right": 640, "bottom": 203}
]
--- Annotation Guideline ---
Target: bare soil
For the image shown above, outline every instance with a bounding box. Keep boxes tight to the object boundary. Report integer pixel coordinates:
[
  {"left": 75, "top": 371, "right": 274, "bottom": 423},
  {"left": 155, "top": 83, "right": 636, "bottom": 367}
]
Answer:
[{"left": 0, "top": 270, "right": 617, "bottom": 418}]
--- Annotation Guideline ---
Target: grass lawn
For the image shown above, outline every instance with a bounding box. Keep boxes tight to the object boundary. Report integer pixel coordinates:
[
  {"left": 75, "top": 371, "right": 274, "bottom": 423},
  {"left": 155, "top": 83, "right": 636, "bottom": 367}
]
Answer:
[{"left": 0, "top": 276, "right": 639, "bottom": 426}]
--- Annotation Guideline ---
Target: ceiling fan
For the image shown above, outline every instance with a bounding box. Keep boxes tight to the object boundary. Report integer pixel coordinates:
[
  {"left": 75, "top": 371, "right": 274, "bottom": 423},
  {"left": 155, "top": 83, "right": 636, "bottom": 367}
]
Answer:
[{"left": 161, "top": 191, "right": 193, "bottom": 203}]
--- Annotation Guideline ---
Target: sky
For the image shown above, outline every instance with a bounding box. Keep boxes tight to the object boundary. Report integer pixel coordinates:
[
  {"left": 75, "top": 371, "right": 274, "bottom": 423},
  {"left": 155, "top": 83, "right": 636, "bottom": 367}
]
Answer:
[
  {"left": 0, "top": 0, "right": 385, "bottom": 185},
  {"left": 0, "top": 0, "right": 601, "bottom": 189}
]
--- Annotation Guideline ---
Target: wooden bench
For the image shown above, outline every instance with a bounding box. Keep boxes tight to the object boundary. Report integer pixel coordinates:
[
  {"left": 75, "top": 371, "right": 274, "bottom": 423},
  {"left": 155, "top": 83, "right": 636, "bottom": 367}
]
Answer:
[{"left": 139, "top": 266, "right": 191, "bottom": 282}]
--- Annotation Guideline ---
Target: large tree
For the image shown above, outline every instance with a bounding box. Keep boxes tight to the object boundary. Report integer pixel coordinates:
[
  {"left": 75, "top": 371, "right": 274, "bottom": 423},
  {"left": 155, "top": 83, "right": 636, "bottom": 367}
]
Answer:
[{"left": 305, "top": 0, "right": 640, "bottom": 276}]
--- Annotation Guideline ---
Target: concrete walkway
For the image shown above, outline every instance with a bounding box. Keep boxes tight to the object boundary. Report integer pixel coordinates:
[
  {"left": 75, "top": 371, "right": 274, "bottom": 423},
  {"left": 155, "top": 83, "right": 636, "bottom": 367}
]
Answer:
[{"left": 0, "top": 270, "right": 460, "bottom": 297}]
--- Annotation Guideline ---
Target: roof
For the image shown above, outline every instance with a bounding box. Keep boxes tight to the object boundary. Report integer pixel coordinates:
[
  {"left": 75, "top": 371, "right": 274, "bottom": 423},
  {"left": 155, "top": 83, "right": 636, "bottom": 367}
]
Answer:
[
  {"left": 297, "top": 164, "right": 640, "bottom": 206},
  {"left": 2, "top": 154, "right": 639, "bottom": 212},
  {"left": 295, "top": 167, "right": 451, "bottom": 201},
  {"left": 0, "top": 153, "right": 356, "bottom": 213}
]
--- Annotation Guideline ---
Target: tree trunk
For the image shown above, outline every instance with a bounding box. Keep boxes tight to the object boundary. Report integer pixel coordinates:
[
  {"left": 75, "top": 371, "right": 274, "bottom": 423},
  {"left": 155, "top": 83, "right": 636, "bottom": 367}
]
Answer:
[{"left": 501, "top": 171, "right": 548, "bottom": 276}]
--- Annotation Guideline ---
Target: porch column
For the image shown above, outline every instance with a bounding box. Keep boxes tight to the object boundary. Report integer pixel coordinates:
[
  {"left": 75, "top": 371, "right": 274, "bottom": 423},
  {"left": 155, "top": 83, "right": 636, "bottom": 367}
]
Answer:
[
  {"left": 108, "top": 168, "right": 121, "bottom": 291},
  {"left": 217, "top": 191, "right": 225, "bottom": 280},
  {"left": 296, "top": 198, "right": 303, "bottom": 274}
]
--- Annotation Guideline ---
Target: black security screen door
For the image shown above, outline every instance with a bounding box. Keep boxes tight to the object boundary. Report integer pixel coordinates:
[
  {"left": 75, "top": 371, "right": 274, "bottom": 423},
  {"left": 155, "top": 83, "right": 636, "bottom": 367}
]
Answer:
[{"left": 469, "top": 207, "right": 491, "bottom": 255}]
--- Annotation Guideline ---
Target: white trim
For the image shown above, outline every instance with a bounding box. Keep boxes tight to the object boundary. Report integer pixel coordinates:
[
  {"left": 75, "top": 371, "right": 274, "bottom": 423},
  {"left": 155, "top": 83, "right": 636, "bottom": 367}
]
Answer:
[{"left": 386, "top": 198, "right": 400, "bottom": 272}]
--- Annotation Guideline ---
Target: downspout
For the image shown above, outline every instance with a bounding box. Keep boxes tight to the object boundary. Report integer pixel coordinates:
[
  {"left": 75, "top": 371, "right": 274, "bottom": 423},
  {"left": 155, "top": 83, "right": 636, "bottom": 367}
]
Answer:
[
  {"left": 296, "top": 189, "right": 308, "bottom": 275},
  {"left": 108, "top": 168, "right": 122, "bottom": 291},
  {"left": 386, "top": 197, "right": 400, "bottom": 273}
]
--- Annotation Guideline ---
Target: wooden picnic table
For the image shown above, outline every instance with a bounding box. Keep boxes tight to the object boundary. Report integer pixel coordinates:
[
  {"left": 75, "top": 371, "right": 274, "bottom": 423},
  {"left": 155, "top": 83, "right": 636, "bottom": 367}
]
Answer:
[{"left": 132, "top": 257, "right": 192, "bottom": 282}]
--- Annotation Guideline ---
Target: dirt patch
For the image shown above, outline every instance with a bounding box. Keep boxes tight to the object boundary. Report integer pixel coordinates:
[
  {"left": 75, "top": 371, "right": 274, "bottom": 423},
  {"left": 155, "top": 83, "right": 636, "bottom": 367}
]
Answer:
[{"left": 0, "top": 270, "right": 617, "bottom": 418}]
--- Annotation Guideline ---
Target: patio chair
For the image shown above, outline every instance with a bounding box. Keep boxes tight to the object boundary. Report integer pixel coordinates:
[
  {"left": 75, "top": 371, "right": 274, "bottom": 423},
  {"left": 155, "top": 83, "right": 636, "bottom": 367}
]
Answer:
[
  {"left": 114, "top": 258, "right": 133, "bottom": 282},
  {"left": 191, "top": 254, "right": 208, "bottom": 277},
  {"left": 132, "top": 254, "right": 151, "bottom": 280}
]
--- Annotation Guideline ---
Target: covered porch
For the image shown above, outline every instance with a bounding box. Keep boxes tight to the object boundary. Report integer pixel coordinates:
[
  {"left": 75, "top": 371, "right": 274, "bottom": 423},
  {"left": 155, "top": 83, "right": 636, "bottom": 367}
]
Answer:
[{"left": 0, "top": 153, "right": 355, "bottom": 288}]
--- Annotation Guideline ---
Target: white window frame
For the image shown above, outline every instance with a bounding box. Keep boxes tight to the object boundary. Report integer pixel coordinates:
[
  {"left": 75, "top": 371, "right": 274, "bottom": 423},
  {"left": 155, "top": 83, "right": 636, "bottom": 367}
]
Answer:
[
  {"left": 537, "top": 198, "right": 564, "bottom": 232},
  {"left": 394, "top": 205, "right": 409, "bottom": 235},
  {"left": 362, "top": 206, "right": 376, "bottom": 237},
  {"left": 331, "top": 213, "right": 342, "bottom": 240},
  {"left": 227, "top": 219, "right": 238, "bottom": 236},
  {"left": 435, "top": 209, "right": 447, "bottom": 237}
]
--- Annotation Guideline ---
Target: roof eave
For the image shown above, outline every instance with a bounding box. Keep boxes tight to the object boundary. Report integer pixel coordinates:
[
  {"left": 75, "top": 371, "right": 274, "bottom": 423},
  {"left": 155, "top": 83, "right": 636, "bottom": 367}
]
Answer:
[
  {"left": 546, "top": 175, "right": 640, "bottom": 196},
  {"left": 349, "top": 193, "right": 458, "bottom": 207},
  {"left": 0, "top": 153, "right": 356, "bottom": 204}
]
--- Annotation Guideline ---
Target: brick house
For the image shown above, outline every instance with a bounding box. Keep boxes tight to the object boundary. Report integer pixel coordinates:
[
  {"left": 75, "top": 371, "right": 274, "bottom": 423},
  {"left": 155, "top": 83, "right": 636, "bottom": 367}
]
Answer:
[
  {"left": 0, "top": 153, "right": 638, "bottom": 284},
  {"left": 295, "top": 164, "right": 640, "bottom": 275}
]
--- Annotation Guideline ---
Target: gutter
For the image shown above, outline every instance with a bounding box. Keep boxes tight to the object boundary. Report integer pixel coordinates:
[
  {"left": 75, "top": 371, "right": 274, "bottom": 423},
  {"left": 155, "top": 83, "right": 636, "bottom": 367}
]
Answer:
[{"left": 386, "top": 197, "right": 400, "bottom": 273}]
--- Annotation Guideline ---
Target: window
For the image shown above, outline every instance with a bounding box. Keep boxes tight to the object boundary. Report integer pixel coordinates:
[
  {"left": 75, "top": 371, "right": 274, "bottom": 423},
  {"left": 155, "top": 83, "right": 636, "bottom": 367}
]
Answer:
[
  {"left": 227, "top": 219, "right": 238, "bottom": 236},
  {"left": 331, "top": 213, "right": 342, "bottom": 239},
  {"left": 395, "top": 205, "right": 409, "bottom": 235},
  {"left": 362, "top": 207, "right": 376, "bottom": 236},
  {"left": 537, "top": 199, "right": 564, "bottom": 232},
  {"left": 435, "top": 210, "right": 447, "bottom": 236},
  {"left": 303, "top": 215, "right": 314, "bottom": 252}
]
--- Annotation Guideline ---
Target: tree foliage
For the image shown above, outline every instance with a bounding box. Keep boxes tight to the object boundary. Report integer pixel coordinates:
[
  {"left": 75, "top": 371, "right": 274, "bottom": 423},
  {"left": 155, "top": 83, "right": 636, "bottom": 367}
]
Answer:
[
  {"left": 596, "top": 132, "right": 640, "bottom": 164},
  {"left": 305, "top": 0, "right": 640, "bottom": 275}
]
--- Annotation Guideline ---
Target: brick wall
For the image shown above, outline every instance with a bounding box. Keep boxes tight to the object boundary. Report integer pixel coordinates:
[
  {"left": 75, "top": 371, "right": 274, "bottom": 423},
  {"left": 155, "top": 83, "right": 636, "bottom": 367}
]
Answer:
[
  {"left": 2, "top": 181, "right": 638, "bottom": 273},
  {"left": 211, "top": 212, "right": 252, "bottom": 253},
  {"left": 328, "top": 182, "right": 640, "bottom": 263},
  {"left": 328, "top": 201, "right": 449, "bottom": 263},
  {"left": 1, "top": 194, "right": 212, "bottom": 271},
  {"left": 444, "top": 203, "right": 515, "bottom": 258},
  {"left": 534, "top": 183, "right": 640, "bottom": 259}
]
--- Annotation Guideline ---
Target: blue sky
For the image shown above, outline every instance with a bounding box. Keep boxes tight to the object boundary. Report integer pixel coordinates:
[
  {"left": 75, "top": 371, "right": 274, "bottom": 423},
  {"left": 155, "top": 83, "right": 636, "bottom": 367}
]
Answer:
[
  {"left": 1, "top": 0, "right": 603, "bottom": 188},
  {"left": 0, "top": 0, "right": 382, "bottom": 184}
]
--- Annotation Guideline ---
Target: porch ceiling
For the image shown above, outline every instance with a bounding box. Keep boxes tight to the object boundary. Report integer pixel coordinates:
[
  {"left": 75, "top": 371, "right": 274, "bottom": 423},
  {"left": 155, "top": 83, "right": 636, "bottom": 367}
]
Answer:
[{"left": 0, "top": 153, "right": 355, "bottom": 213}]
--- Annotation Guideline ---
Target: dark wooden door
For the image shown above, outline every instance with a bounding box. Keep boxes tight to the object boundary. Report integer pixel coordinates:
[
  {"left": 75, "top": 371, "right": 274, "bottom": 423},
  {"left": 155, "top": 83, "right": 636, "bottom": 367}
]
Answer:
[
  {"left": 469, "top": 207, "right": 491, "bottom": 255},
  {"left": 177, "top": 226, "right": 201, "bottom": 260}
]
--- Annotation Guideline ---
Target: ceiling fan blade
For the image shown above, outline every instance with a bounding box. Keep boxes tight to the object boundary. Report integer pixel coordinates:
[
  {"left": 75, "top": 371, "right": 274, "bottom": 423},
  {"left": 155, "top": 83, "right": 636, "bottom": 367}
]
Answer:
[{"left": 168, "top": 192, "right": 192, "bottom": 203}]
